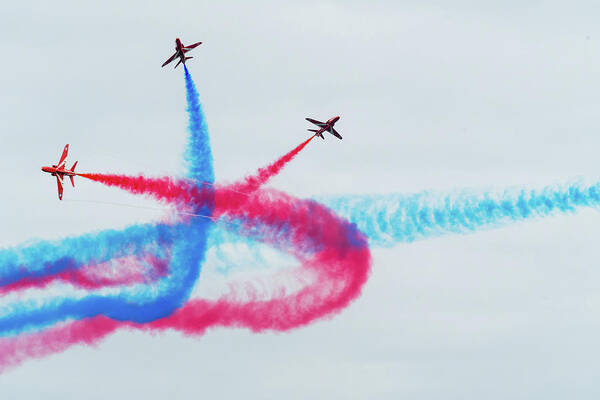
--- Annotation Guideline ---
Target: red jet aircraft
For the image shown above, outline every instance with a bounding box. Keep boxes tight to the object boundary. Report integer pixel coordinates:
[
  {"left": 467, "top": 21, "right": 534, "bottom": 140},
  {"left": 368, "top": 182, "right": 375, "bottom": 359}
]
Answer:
[
  {"left": 162, "top": 38, "right": 202, "bottom": 69},
  {"left": 306, "top": 116, "right": 343, "bottom": 140},
  {"left": 41, "top": 144, "right": 78, "bottom": 200}
]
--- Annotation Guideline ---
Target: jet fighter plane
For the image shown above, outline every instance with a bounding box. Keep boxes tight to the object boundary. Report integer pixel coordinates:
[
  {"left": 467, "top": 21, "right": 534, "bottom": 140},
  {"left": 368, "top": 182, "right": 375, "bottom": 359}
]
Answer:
[
  {"left": 306, "top": 116, "right": 342, "bottom": 140},
  {"left": 162, "top": 38, "right": 202, "bottom": 69},
  {"left": 41, "top": 144, "right": 78, "bottom": 200}
]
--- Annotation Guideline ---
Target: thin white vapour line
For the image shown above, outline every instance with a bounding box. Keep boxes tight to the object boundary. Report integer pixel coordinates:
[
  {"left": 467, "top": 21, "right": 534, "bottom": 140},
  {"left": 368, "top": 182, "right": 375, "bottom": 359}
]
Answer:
[{"left": 64, "top": 199, "right": 223, "bottom": 223}]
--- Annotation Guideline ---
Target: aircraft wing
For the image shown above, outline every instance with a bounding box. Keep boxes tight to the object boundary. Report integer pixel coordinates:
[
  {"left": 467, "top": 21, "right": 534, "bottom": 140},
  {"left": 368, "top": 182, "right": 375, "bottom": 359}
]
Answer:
[
  {"left": 56, "top": 176, "right": 64, "bottom": 200},
  {"left": 330, "top": 127, "right": 343, "bottom": 140},
  {"left": 185, "top": 41, "right": 202, "bottom": 50},
  {"left": 306, "top": 117, "right": 326, "bottom": 127},
  {"left": 161, "top": 52, "right": 178, "bottom": 67},
  {"left": 57, "top": 144, "right": 69, "bottom": 169}
]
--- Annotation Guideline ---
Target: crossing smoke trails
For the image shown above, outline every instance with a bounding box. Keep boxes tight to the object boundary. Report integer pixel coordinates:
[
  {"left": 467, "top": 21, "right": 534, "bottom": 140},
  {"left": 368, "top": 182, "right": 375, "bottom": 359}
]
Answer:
[
  {"left": 1, "top": 65, "right": 598, "bottom": 372},
  {"left": 0, "top": 66, "right": 359, "bottom": 372},
  {"left": 0, "top": 170, "right": 369, "bottom": 371},
  {"left": 77, "top": 135, "right": 314, "bottom": 204}
]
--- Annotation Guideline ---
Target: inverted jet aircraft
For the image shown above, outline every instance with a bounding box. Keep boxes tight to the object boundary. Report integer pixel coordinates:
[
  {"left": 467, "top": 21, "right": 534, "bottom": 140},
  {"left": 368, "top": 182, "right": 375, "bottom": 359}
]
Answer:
[
  {"left": 162, "top": 38, "right": 202, "bottom": 69},
  {"left": 41, "top": 144, "right": 78, "bottom": 200},
  {"left": 306, "top": 116, "right": 342, "bottom": 140}
]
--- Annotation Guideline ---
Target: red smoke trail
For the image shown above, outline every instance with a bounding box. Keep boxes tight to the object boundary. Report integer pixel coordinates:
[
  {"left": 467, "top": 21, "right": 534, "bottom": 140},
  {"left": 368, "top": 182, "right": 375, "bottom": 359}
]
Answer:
[
  {"left": 78, "top": 136, "right": 314, "bottom": 207},
  {"left": 0, "top": 316, "right": 119, "bottom": 373},
  {"left": 0, "top": 254, "right": 171, "bottom": 295},
  {"left": 212, "top": 135, "right": 315, "bottom": 213},
  {"left": 77, "top": 174, "right": 208, "bottom": 207},
  {"left": 234, "top": 135, "right": 314, "bottom": 193}
]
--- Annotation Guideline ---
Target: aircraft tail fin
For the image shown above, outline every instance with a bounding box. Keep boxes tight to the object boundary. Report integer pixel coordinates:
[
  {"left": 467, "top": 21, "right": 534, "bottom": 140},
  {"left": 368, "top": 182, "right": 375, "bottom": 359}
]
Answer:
[
  {"left": 308, "top": 129, "right": 325, "bottom": 139},
  {"left": 69, "top": 161, "right": 77, "bottom": 187},
  {"left": 176, "top": 57, "right": 193, "bottom": 68}
]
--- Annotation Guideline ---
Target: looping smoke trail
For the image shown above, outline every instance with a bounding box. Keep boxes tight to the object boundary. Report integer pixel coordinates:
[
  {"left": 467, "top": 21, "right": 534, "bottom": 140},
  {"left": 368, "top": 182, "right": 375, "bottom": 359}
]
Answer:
[{"left": 0, "top": 180, "right": 371, "bottom": 370}]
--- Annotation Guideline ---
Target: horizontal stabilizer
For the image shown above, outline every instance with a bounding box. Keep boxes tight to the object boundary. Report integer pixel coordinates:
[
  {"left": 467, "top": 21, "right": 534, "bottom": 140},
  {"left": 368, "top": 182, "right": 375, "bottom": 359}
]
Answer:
[{"left": 69, "top": 175, "right": 75, "bottom": 187}]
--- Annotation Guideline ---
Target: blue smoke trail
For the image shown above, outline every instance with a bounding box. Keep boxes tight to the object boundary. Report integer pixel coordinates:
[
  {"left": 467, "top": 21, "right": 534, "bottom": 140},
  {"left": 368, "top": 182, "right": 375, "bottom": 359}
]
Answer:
[
  {"left": 153, "top": 65, "right": 214, "bottom": 321},
  {"left": 0, "top": 68, "right": 214, "bottom": 336},
  {"left": 320, "top": 180, "right": 600, "bottom": 247},
  {"left": 184, "top": 65, "right": 214, "bottom": 185},
  {"left": 0, "top": 224, "right": 170, "bottom": 286},
  {"left": 0, "top": 224, "right": 173, "bottom": 334}
]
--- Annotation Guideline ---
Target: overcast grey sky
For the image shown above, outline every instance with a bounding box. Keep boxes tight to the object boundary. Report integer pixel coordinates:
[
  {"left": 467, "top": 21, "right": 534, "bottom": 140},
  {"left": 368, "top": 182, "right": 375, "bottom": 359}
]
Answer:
[{"left": 2, "top": 1, "right": 600, "bottom": 398}]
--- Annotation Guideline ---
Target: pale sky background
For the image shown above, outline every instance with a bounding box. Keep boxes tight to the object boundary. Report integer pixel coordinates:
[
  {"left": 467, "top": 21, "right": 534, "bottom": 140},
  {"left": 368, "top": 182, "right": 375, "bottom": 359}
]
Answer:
[{"left": 2, "top": 1, "right": 600, "bottom": 398}]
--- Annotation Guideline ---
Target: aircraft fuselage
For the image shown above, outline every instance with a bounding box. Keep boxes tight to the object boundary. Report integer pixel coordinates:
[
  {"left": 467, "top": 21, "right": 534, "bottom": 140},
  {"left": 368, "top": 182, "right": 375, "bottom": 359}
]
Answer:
[
  {"left": 326, "top": 116, "right": 340, "bottom": 126},
  {"left": 41, "top": 166, "right": 76, "bottom": 177}
]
